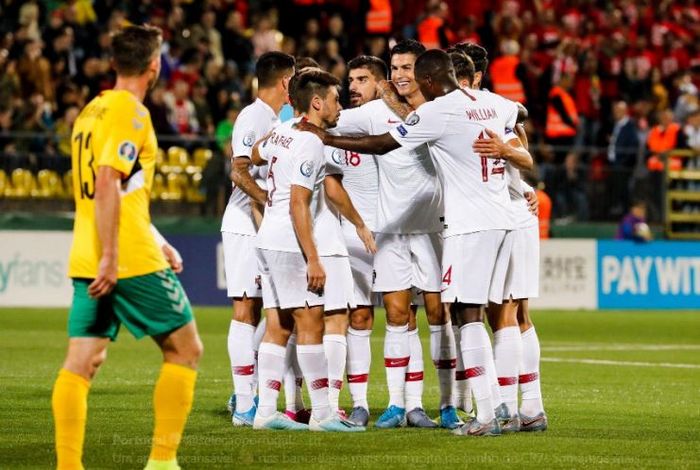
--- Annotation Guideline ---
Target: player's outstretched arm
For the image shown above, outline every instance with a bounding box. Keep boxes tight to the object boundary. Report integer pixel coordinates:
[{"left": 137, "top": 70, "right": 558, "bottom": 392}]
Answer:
[
  {"left": 473, "top": 129, "right": 534, "bottom": 170},
  {"left": 150, "top": 224, "right": 184, "bottom": 273},
  {"left": 90, "top": 166, "right": 121, "bottom": 298},
  {"left": 377, "top": 80, "right": 414, "bottom": 121},
  {"left": 231, "top": 157, "right": 268, "bottom": 205},
  {"left": 324, "top": 175, "right": 377, "bottom": 254},
  {"left": 295, "top": 121, "right": 400, "bottom": 155},
  {"left": 290, "top": 185, "right": 325, "bottom": 294}
]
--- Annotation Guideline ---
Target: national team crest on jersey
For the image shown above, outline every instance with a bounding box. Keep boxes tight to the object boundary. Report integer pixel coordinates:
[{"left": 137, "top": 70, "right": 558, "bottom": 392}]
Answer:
[
  {"left": 300, "top": 160, "right": 314, "bottom": 177},
  {"left": 118, "top": 141, "right": 137, "bottom": 162},
  {"left": 331, "top": 148, "right": 343, "bottom": 165},
  {"left": 396, "top": 125, "right": 408, "bottom": 137},
  {"left": 243, "top": 130, "right": 256, "bottom": 147},
  {"left": 405, "top": 113, "right": 420, "bottom": 126}
]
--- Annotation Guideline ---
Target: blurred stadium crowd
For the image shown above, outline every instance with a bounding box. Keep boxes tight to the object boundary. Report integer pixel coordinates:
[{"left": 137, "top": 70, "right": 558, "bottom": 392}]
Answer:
[{"left": 0, "top": 0, "right": 698, "bottom": 221}]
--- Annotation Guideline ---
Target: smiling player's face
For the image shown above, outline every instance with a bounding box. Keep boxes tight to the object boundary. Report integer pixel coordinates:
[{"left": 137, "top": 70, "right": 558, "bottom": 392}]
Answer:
[
  {"left": 348, "top": 67, "right": 378, "bottom": 107},
  {"left": 390, "top": 53, "right": 420, "bottom": 98}
]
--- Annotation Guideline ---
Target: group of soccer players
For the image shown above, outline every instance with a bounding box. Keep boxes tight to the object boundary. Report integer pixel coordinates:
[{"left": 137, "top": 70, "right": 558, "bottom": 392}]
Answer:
[
  {"left": 51, "top": 23, "right": 550, "bottom": 470},
  {"left": 223, "top": 39, "right": 548, "bottom": 436}
]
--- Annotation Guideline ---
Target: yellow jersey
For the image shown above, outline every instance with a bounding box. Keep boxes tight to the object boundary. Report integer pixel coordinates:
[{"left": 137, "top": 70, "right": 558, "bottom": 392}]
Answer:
[{"left": 68, "top": 89, "right": 168, "bottom": 279}]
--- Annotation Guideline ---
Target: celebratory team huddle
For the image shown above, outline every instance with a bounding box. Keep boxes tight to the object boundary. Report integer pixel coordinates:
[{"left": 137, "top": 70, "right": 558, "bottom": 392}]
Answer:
[{"left": 223, "top": 40, "right": 547, "bottom": 436}]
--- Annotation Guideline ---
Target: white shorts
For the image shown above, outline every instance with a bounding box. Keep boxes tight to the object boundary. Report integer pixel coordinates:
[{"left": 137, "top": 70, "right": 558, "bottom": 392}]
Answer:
[
  {"left": 257, "top": 249, "right": 355, "bottom": 311},
  {"left": 441, "top": 230, "right": 513, "bottom": 305},
  {"left": 343, "top": 223, "right": 376, "bottom": 307},
  {"left": 373, "top": 232, "right": 443, "bottom": 293},
  {"left": 502, "top": 224, "right": 540, "bottom": 300},
  {"left": 222, "top": 232, "right": 261, "bottom": 298}
]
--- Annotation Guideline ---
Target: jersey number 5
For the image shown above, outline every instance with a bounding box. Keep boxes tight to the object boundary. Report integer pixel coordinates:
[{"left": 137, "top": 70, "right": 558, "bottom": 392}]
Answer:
[{"left": 74, "top": 131, "right": 95, "bottom": 199}]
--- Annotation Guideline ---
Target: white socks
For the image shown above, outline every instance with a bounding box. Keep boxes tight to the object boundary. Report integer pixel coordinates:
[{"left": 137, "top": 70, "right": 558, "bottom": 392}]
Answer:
[
  {"left": 252, "top": 317, "right": 266, "bottom": 393},
  {"left": 323, "top": 334, "right": 347, "bottom": 413},
  {"left": 384, "top": 324, "right": 410, "bottom": 408},
  {"left": 493, "top": 326, "right": 523, "bottom": 416},
  {"left": 228, "top": 320, "right": 256, "bottom": 413},
  {"left": 519, "top": 327, "right": 545, "bottom": 417},
  {"left": 296, "top": 343, "right": 331, "bottom": 421},
  {"left": 405, "top": 328, "right": 424, "bottom": 411},
  {"left": 460, "top": 323, "right": 496, "bottom": 424},
  {"left": 430, "top": 322, "right": 456, "bottom": 410},
  {"left": 256, "top": 342, "right": 286, "bottom": 418},
  {"left": 346, "top": 327, "right": 371, "bottom": 410},
  {"left": 452, "top": 324, "right": 472, "bottom": 413},
  {"left": 283, "top": 334, "right": 304, "bottom": 413}
]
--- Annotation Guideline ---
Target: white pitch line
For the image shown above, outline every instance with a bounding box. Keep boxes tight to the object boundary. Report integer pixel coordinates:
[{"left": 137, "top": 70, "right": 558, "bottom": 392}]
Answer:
[
  {"left": 542, "top": 357, "right": 700, "bottom": 369},
  {"left": 542, "top": 344, "right": 700, "bottom": 352}
]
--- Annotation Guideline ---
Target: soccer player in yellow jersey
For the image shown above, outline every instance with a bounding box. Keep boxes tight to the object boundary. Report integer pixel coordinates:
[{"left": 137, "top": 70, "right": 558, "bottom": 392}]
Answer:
[{"left": 51, "top": 25, "right": 203, "bottom": 470}]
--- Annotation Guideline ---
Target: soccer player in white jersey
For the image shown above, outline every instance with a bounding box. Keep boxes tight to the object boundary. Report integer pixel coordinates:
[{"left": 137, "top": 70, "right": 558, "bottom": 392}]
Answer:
[
  {"left": 332, "top": 55, "right": 385, "bottom": 427},
  {"left": 221, "top": 52, "right": 295, "bottom": 425},
  {"left": 297, "top": 49, "right": 534, "bottom": 436},
  {"left": 252, "top": 70, "right": 370, "bottom": 432},
  {"left": 455, "top": 42, "right": 548, "bottom": 432},
  {"left": 332, "top": 40, "right": 457, "bottom": 429}
]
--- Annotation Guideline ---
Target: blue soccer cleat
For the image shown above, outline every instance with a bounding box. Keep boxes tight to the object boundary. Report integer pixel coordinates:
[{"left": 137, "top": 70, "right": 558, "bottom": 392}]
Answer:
[
  {"left": 440, "top": 406, "right": 463, "bottom": 430},
  {"left": 309, "top": 415, "right": 365, "bottom": 432},
  {"left": 232, "top": 405, "right": 256, "bottom": 427},
  {"left": 226, "top": 392, "right": 236, "bottom": 414},
  {"left": 253, "top": 411, "right": 309, "bottom": 430},
  {"left": 375, "top": 405, "right": 407, "bottom": 429}
]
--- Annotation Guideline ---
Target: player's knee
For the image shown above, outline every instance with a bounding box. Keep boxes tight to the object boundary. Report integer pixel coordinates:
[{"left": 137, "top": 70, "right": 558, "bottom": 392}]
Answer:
[
  {"left": 324, "top": 311, "right": 348, "bottom": 334},
  {"left": 350, "top": 308, "right": 373, "bottom": 330},
  {"left": 385, "top": 304, "right": 409, "bottom": 326},
  {"left": 232, "top": 298, "right": 258, "bottom": 324}
]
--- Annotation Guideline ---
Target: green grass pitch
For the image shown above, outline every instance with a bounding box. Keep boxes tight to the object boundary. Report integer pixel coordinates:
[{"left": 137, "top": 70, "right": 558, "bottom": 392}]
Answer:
[{"left": 1, "top": 308, "right": 699, "bottom": 469}]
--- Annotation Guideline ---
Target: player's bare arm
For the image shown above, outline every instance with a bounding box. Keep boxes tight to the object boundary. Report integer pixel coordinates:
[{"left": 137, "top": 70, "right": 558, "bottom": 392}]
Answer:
[
  {"left": 473, "top": 128, "right": 533, "bottom": 170},
  {"left": 514, "top": 122, "right": 529, "bottom": 150},
  {"left": 89, "top": 166, "right": 121, "bottom": 298},
  {"left": 290, "top": 184, "right": 326, "bottom": 294},
  {"left": 151, "top": 224, "right": 184, "bottom": 273},
  {"left": 295, "top": 120, "right": 400, "bottom": 155},
  {"left": 525, "top": 191, "right": 539, "bottom": 216},
  {"left": 324, "top": 174, "right": 377, "bottom": 254},
  {"left": 231, "top": 157, "right": 268, "bottom": 205},
  {"left": 377, "top": 80, "right": 414, "bottom": 121}
]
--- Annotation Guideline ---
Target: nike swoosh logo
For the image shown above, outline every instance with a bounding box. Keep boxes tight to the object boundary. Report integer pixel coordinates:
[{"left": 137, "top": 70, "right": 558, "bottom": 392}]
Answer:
[{"left": 387, "top": 119, "right": 401, "bottom": 124}]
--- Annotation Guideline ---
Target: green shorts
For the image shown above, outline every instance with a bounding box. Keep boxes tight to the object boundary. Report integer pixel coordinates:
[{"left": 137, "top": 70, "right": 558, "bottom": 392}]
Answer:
[{"left": 68, "top": 269, "right": 194, "bottom": 341}]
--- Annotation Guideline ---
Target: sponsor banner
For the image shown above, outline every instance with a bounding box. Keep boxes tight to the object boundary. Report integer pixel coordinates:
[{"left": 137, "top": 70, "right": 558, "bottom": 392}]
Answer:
[
  {"left": 0, "top": 231, "right": 73, "bottom": 307},
  {"left": 530, "top": 239, "right": 598, "bottom": 309},
  {"left": 598, "top": 240, "right": 700, "bottom": 309}
]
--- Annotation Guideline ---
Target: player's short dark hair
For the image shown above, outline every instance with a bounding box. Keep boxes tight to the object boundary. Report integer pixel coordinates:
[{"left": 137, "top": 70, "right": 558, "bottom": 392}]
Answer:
[
  {"left": 295, "top": 56, "right": 321, "bottom": 72},
  {"left": 256, "top": 52, "right": 295, "bottom": 88},
  {"left": 449, "top": 51, "right": 475, "bottom": 83},
  {"left": 414, "top": 49, "right": 452, "bottom": 80},
  {"left": 348, "top": 55, "right": 388, "bottom": 81},
  {"left": 390, "top": 39, "right": 426, "bottom": 60},
  {"left": 450, "top": 42, "right": 489, "bottom": 74},
  {"left": 293, "top": 69, "right": 340, "bottom": 113},
  {"left": 111, "top": 25, "right": 162, "bottom": 76}
]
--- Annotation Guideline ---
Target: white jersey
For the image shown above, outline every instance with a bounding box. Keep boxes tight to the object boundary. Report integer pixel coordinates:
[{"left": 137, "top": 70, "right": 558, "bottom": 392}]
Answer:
[
  {"left": 255, "top": 120, "right": 347, "bottom": 256},
  {"left": 388, "top": 88, "right": 516, "bottom": 237},
  {"left": 221, "top": 98, "right": 280, "bottom": 235},
  {"left": 336, "top": 99, "right": 442, "bottom": 234},
  {"left": 329, "top": 109, "right": 379, "bottom": 231}
]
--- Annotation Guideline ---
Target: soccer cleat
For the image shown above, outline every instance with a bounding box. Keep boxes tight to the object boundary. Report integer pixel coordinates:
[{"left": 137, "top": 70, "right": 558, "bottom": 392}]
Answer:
[
  {"left": 309, "top": 415, "right": 366, "bottom": 432},
  {"left": 347, "top": 406, "right": 370, "bottom": 427},
  {"left": 439, "top": 406, "right": 463, "bottom": 430},
  {"left": 452, "top": 417, "right": 501, "bottom": 437},
  {"left": 144, "top": 459, "right": 180, "bottom": 470},
  {"left": 495, "top": 403, "right": 520, "bottom": 433},
  {"left": 232, "top": 405, "right": 256, "bottom": 427},
  {"left": 519, "top": 412, "right": 548, "bottom": 432},
  {"left": 375, "top": 405, "right": 407, "bottom": 429},
  {"left": 407, "top": 407, "right": 438, "bottom": 428},
  {"left": 253, "top": 411, "right": 309, "bottom": 430},
  {"left": 226, "top": 392, "right": 236, "bottom": 414}
]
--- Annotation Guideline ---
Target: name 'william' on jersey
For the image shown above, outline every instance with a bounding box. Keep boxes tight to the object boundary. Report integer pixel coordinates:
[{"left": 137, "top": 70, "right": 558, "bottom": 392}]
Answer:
[{"left": 388, "top": 88, "right": 515, "bottom": 237}]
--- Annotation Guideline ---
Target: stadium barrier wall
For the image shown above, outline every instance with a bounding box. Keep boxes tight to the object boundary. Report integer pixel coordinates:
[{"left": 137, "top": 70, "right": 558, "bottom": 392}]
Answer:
[{"left": 1, "top": 231, "right": 699, "bottom": 309}]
